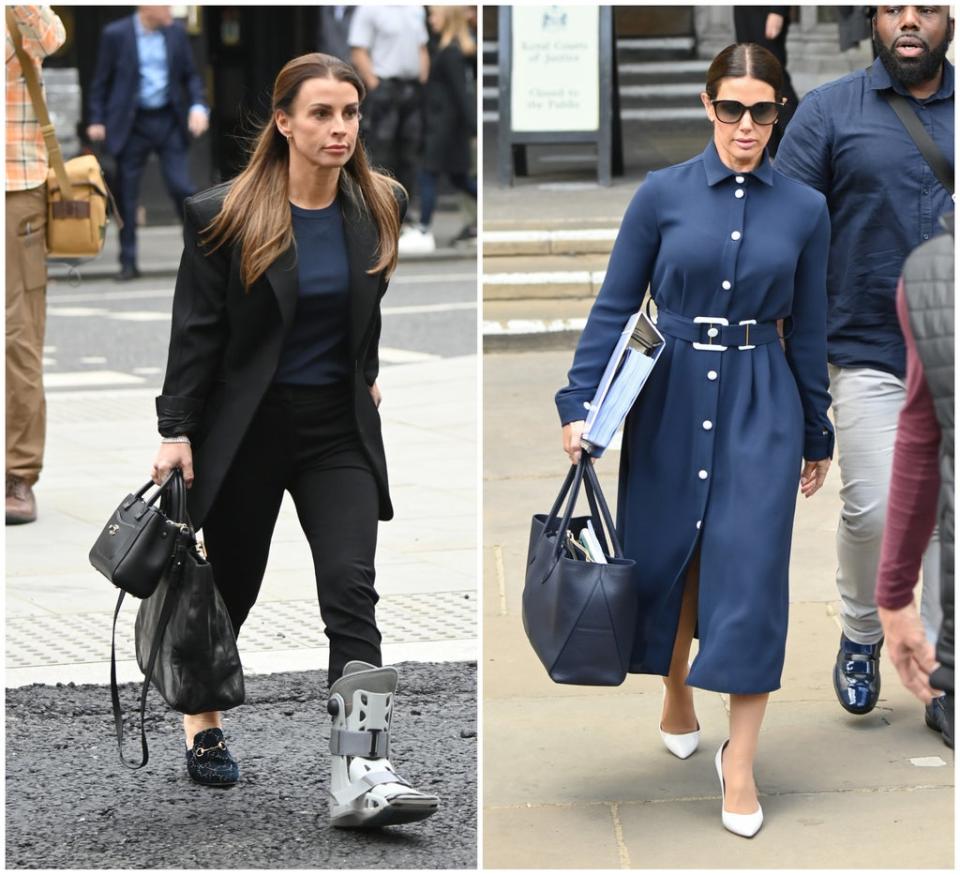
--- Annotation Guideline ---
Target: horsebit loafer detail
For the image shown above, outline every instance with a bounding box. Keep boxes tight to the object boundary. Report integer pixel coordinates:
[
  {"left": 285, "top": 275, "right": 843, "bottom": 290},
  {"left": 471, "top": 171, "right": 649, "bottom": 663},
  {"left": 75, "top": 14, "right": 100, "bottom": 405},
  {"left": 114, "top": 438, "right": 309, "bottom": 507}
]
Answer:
[
  {"left": 185, "top": 727, "right": 239, "bottom": 786},
  {"left": 833, "top": 634, "right": 882, "bottom": 715}
]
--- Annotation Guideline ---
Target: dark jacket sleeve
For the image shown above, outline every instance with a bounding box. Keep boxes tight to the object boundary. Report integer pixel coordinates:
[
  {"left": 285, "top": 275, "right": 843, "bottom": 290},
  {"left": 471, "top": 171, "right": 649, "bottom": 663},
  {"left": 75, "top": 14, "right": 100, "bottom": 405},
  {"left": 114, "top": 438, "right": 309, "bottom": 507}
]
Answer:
[
  {"left": 363, "top": 187, "right": 407, "bottom": 386},
  {"left": 155, "top": 200, "right": 229, "bottom": 437},
  {"left": 87, "top": 25, "right": 115, "bottom": 124},
  {"left": 174, "top": 24, "right": 206, "bottom": 108}
]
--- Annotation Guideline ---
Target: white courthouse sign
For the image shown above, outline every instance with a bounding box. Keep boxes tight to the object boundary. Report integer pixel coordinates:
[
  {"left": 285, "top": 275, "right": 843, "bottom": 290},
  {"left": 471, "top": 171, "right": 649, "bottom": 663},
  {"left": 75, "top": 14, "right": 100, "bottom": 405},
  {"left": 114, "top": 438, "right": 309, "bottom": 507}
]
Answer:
[{"left": 510, "top": 5, "right": 600, "bottom": 132}]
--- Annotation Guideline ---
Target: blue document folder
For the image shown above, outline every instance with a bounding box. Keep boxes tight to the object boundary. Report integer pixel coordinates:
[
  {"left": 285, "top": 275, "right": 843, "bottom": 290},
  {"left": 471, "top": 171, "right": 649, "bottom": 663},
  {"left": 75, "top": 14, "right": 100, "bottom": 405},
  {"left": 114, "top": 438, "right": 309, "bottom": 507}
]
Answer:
[{"left": 582, "top": 309, "right": 664, "bottom": 458}]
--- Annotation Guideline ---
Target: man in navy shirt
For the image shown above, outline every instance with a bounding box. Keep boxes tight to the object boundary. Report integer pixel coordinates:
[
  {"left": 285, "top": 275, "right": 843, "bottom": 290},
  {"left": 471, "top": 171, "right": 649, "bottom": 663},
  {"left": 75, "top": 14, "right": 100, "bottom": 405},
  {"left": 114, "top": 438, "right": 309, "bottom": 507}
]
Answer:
[{"left": 776, "top": 5, "right": 954, "bottom": 728}]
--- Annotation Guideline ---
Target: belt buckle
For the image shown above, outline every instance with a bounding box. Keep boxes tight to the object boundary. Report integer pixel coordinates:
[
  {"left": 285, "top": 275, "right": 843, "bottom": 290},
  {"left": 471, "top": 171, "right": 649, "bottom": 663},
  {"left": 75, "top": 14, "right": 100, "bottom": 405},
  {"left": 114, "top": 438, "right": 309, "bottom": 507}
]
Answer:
[
  {"left": 692, "top": 316, "right": 729, "bottom": 351},
  {"left": 738, "top": 319, "right": 757, "bottom": 350}
]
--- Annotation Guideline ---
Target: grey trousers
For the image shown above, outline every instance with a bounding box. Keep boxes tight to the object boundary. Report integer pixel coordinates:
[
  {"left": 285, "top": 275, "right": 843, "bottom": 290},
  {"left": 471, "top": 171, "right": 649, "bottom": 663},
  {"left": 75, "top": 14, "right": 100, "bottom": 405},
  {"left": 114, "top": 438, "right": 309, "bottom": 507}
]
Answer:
[{"left": 830, "top": 365, "right": 942, "bottom": 645}]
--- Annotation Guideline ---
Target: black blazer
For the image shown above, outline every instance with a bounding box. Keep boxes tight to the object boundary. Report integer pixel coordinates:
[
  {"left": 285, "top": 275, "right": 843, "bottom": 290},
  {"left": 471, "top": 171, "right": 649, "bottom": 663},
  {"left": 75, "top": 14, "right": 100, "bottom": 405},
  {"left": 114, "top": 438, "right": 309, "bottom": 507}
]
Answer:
[
  {"left": 87, "top": 15, "right": 207, "bottom": 156},
  {"left": 155, "top": 182, "right": 404, "bottom": 528}
]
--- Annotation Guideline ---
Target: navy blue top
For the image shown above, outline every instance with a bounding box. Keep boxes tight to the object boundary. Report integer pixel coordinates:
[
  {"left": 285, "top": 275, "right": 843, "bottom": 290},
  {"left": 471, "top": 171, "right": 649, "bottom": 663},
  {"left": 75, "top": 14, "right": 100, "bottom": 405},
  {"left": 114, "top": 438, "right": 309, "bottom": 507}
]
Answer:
[
  {"left": 274, "top": 201, "right": 351, "bottom": 386},
  {"left": 775, "top": 57, "right": 954, "bottom": 378},
  {"left": 554, "top": 141, "right": 834, "bottom": 693}
]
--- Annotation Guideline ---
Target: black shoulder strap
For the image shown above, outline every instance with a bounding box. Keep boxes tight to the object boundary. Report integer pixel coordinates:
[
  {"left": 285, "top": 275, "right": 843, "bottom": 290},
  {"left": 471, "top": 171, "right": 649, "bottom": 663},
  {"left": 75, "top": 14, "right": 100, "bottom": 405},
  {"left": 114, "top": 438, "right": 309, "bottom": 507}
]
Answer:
[{"left": 881, "top": 90, "right": 955, "bottom": 198}]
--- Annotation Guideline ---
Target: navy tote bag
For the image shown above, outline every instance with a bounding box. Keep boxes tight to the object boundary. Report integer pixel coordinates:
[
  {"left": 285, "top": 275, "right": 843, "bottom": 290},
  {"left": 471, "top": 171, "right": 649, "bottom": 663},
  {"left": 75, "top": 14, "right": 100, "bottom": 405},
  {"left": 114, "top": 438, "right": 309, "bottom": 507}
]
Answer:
[{"left": 523, "top": 457, "right": 639, "bottom": 685}]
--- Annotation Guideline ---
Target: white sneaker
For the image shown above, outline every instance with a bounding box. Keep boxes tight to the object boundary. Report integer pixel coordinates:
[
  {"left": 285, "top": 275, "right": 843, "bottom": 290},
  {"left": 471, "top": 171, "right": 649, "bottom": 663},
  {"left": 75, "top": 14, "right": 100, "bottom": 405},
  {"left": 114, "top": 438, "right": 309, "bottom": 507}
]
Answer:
[{"left": 398, "top": 226, "right": 436, "bottom": 255}]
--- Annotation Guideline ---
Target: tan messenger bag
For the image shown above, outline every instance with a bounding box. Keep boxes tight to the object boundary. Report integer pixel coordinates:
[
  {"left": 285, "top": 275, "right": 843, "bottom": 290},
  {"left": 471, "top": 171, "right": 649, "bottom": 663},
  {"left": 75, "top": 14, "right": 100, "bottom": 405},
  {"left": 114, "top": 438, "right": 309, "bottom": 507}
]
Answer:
[{"left": 6, "top": 8, "right": 119, "bottom": 261}]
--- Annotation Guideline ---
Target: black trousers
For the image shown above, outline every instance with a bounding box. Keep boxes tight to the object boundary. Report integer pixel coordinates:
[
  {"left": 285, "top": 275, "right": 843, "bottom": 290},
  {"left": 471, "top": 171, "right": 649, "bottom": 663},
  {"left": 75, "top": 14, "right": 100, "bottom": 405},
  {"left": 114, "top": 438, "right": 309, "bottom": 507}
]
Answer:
[
  {"left": 361, "top": 78, "right": 423, "bottom": 201},
  {"left": 201, "top": 380, "right": 382, "bottom": 685}
]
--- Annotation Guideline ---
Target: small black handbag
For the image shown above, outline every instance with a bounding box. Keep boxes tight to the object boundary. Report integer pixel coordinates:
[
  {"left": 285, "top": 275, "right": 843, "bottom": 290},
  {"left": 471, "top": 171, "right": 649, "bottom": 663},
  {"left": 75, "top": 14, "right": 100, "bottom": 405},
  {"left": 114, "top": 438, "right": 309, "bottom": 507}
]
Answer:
[
  {"left": 89, "top": 470, "right": 182, "bottom": 598},
  {"left": 523, "top": 457, "right": 639, "bottom": 685}
]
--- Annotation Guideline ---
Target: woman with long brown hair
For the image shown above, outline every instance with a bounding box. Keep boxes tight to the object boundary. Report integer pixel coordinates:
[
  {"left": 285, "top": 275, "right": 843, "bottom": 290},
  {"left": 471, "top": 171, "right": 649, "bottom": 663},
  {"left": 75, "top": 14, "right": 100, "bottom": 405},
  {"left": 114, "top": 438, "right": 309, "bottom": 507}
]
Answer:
[{"left": 150, "top": 52, "right": 439, "bottom": 828}]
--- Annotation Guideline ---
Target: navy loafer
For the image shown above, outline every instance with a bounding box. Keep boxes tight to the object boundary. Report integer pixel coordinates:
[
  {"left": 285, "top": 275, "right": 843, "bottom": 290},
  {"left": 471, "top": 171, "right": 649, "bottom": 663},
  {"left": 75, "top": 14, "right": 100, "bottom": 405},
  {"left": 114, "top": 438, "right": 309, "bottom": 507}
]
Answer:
[
  {"left": 833, "top": 634, "right": 882, "bottom": 715},
  {"left": 185, "top": 728, "right": 239, "bottom": 787}
]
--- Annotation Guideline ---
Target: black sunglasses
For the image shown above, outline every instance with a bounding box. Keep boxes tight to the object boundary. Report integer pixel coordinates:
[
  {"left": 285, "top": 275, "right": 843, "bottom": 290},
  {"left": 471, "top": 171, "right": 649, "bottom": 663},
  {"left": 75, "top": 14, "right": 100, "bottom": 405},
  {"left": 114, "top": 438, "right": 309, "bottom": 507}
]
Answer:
[{"left": 711, "top": 100, "right": 782, "bottom": 126}]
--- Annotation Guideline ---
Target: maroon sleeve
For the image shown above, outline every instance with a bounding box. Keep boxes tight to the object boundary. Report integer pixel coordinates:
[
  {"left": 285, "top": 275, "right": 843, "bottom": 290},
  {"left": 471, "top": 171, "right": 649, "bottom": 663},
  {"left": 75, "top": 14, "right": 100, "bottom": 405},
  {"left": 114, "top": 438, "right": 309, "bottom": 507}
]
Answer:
[{"left": 876, "top": 279, "right": 942, "bottom": 610}]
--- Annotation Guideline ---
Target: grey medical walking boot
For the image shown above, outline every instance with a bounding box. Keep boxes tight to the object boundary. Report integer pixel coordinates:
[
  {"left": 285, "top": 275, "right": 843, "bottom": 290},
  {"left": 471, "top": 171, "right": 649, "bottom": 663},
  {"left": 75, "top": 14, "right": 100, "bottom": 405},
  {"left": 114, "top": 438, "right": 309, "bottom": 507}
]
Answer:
[{"left": 327, "top": 661, "right": 439, "bottom": 828}]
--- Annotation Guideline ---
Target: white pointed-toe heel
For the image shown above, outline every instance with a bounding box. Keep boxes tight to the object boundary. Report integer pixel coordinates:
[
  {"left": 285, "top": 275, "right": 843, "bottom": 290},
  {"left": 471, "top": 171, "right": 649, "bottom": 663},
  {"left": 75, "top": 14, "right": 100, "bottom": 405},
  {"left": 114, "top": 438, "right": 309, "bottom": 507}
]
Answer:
[
  {"left": 658, "top": 685, "right": 700, "bottom": 759},
  {"left": 715, "top": 739, "right": 763, "bottom": 838}
]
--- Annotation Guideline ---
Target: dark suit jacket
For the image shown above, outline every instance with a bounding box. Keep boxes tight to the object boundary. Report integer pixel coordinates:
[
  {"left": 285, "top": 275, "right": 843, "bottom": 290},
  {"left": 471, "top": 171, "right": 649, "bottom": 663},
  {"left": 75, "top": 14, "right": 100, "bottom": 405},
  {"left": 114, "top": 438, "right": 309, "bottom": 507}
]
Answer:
[
  {"left": 87, "top": 14, "right": 206, "bottom": 156},
  {"left": 155, "top": 182, "right": 405, "bottom": 529}
]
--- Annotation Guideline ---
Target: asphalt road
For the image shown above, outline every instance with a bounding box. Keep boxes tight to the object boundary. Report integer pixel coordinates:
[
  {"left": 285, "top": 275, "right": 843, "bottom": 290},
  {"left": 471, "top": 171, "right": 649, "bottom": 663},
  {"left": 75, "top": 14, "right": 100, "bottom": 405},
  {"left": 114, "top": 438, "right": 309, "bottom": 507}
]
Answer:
[
  {"left": 43, "top": 256, "right": 477, "bottom": 392},
  {"left": 5, "top": 662, "right": 477, "bottom": 869}
]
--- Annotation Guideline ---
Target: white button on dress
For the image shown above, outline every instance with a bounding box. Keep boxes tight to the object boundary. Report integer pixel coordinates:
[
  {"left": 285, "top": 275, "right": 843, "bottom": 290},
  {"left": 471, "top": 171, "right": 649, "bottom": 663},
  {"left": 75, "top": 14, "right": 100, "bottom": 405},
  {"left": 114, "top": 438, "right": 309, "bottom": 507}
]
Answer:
[
  {"left": 696, "top": 520, "right": 702, "bottom": 530},
  {"left": 698, "top": 470, "right": 709, "bottom": 480},
  {"left": 722, "top": 280, "right": 732, "bottom": 290},
  {"left": 707, "top": 370, "right": 718, "bottom": 380},
  {"left": 707, "top": 327, "right": 719, "bottom": 338},
  {"left": 735, "top": 189, "right": 744, "bottom": 198},
  {"left": 703, "top": 420, "right": 713, "bottom": 430},
  {"left": 735, "top": 175, "right": 745, "bottom": 183},
  {"left": 731, "top": 231, "right": 742, "bottom": 241}
]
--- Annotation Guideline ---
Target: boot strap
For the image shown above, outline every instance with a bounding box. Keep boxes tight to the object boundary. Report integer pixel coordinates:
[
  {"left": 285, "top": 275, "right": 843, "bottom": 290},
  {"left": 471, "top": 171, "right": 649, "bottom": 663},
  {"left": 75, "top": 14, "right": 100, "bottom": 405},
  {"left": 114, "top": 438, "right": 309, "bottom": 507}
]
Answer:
[
  {"left": 330, "top": 727, "right": 390, "bottom": 758},
  {"left": 332, "top": 769, "right": 411, "bottom": 805}
]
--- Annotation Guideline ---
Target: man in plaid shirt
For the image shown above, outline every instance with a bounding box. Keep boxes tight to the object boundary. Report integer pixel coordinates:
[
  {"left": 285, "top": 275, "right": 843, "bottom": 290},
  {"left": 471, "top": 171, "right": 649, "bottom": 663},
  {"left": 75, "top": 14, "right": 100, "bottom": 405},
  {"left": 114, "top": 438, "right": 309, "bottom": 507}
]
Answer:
[{"left": 5, "top": 5, "right": 65, "bottom": 524}]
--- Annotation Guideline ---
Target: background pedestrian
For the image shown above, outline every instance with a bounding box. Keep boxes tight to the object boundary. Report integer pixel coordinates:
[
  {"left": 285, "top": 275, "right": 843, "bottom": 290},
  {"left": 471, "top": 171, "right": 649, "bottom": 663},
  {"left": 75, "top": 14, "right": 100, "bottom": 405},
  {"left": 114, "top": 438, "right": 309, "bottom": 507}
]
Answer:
[
  {"left": 776, "top": 4, "right": 954, "bottom": 725},
  {"left": 732, "top": 6, "right": 799, "bottom": 155},
  {"left": 876, "top": 215, "right": 955, "bottom": 748},
  {"left": 316, "top": 4, "right": 356, "bottom": 63},
  {"left": 401, "top": 5, "right": 477, "bottom": 254},
  {"left": 348, "top": 4, "right": 429, "bottom": 231},
  {"left": 5, "top": 4, "right": 66, "bottom": 525},
  {"left": 87, "top": 5, "right": 209, "bottom": 281}
]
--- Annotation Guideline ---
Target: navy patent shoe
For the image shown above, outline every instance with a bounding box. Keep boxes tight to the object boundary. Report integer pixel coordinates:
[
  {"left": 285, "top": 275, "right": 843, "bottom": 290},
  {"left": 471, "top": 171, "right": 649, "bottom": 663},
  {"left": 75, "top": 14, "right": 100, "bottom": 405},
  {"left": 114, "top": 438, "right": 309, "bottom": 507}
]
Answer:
[
  {"left": 925, "top": 695, "right": 953, "bottom": 749},
  {"left": 833, "top": 634, "right": 882, "bottom": 715},
  {"left": 185, "top": 728, "right": 239, "bottom": 787}
]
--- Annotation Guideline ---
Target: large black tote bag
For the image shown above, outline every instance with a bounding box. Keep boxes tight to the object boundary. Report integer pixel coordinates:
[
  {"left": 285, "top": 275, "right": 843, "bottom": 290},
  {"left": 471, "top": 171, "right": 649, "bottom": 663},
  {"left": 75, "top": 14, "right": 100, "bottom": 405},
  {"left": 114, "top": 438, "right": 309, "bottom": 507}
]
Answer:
[
  {"left": 134, "top": 472, "right": 244, "bottom": 717},
  {"left": 523, "top": 457, "right": 639, "bottom": 685}
]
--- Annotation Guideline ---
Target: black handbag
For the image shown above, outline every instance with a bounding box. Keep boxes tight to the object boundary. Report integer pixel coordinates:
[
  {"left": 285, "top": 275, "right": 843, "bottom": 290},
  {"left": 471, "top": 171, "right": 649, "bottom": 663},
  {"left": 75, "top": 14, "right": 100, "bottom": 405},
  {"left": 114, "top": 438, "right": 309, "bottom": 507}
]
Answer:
[
  {"left": 134, "top": 469, "right": 245, "bottom": 716},
  {"left": 110, "top": 470, "right": 244, "bottom": 769},
  {"left": 89, "top": 469, "right": 182, "bottom": 598},
  {"left": 523, "top": 457, "right": 639, "bottom": 685}
]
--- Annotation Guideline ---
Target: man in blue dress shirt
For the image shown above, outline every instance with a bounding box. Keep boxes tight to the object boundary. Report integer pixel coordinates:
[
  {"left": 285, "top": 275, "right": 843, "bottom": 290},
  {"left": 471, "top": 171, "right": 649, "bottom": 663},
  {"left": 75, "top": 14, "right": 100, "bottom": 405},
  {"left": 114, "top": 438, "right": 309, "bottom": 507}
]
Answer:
[
  {"left": 87, "top": 6, "right": 209, "bottom": 280},
  {"left": 776, "top": 5, "right": 954, "bottom": 727}
]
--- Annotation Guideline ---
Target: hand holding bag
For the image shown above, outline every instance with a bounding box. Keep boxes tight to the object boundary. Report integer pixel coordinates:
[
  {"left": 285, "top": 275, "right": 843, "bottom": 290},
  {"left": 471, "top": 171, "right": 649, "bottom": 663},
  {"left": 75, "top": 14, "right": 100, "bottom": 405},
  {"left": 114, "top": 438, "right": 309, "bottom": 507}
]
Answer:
[{"left": 523, "top": 457, "right": 639, "bottom": 685}]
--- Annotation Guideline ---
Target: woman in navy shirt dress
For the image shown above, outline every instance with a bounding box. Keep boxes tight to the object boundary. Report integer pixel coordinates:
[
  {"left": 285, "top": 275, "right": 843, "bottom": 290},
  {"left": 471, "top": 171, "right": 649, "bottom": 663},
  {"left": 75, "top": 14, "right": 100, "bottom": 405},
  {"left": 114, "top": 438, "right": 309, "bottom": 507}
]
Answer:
[{"left": 557, "top": 44, "right": 834, "bottom": 838}]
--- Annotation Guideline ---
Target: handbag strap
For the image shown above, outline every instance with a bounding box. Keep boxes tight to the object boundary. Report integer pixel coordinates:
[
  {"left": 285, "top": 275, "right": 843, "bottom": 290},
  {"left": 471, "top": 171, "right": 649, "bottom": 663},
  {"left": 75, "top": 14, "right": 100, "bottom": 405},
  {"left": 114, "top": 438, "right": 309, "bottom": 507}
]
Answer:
[
  {"left": 881, "top": 89, "right": 954, "bottom": 197},
  {"left": 546, "top": 460, "right": 587, "bottom": 560},
  {"left": 582, "top": 460, "right": 624, "bottom": 559},
  {"left": 109, "top": 533, "right": 189, "bottom": 769},
  {"left": 5, "top": 8, "right": 73, "bottom": 200},
  {"left": 123, "top": 468, "right": 177, "bottom": 512}
]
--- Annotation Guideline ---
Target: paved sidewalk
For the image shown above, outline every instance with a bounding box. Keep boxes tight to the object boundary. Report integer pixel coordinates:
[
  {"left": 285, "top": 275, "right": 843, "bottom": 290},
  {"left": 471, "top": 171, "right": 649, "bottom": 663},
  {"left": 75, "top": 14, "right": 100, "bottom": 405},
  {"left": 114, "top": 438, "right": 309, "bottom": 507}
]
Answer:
[
  {"left": 6, "top": 354, "right": 478, "bottom": 687},
  {"left": 483, "top": 350, "right": 954, "bottom": 869}
]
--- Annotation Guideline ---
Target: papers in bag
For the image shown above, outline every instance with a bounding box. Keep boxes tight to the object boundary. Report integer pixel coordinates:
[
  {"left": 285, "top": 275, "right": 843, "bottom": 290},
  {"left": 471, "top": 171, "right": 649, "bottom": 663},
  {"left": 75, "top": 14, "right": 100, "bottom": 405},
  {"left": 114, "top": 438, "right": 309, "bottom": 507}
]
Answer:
[
  {"left": 579, "top": 521, "right": 607, "bottom": 564},
  {"left": 582, "top": 309, "right": 665, "bottom": 457}
]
